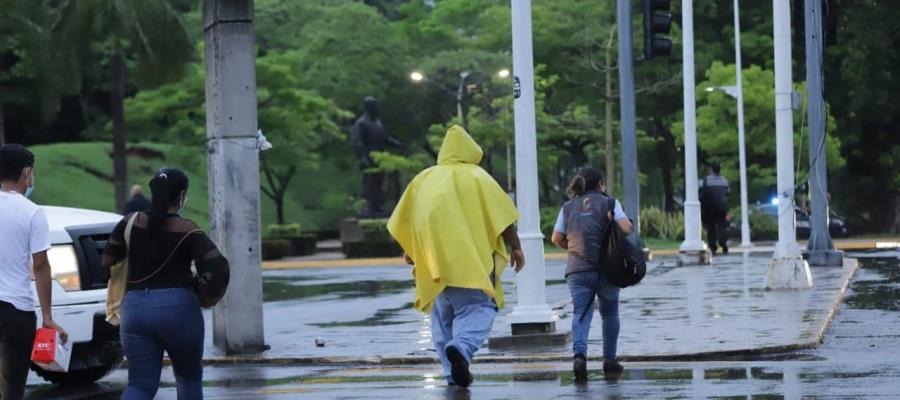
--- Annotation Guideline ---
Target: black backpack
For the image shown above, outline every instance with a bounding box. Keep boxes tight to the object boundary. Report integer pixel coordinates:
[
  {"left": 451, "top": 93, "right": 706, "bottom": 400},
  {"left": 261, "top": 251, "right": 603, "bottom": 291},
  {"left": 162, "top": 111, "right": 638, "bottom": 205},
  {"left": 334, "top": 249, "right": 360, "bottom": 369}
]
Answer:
[{"left": 599, "top": 198, "right": 647, "bottom": 288}]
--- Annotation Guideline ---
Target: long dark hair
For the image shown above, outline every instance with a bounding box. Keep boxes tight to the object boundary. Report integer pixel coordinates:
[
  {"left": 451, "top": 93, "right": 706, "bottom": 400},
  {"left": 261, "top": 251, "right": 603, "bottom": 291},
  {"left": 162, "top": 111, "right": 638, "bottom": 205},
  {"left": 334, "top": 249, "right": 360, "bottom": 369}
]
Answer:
[
  {"left": 567, "top": 166, "right": 603, "bottom": 197},
  {"left": 148, "top": 168, "right": 189, "bottom": 239}
]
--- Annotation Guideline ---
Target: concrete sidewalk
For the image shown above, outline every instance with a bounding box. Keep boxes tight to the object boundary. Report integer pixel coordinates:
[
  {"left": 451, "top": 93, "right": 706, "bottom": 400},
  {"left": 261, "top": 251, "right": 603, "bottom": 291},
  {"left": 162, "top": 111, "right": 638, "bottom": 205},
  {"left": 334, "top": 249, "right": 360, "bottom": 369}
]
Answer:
[{"left": 202, "top": 252, "right": 860, "bottom": 365}]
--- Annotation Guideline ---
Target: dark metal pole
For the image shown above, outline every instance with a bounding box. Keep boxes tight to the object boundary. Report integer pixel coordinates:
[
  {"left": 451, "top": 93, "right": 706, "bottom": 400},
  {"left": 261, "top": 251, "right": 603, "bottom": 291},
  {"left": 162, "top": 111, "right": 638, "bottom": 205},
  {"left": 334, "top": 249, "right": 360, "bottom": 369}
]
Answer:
[
  {"left": 618, "top": 0, "right": 640, "bottom": 235},
  {"left": 804, "top": 0, "right": 842, "bottom": 266}
]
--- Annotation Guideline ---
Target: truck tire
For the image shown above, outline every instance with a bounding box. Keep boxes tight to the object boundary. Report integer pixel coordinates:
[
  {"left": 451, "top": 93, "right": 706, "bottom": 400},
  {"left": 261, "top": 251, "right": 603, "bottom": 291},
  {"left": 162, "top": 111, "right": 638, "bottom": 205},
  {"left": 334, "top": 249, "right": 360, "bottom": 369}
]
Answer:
[{"left": 31, "top": 339, "right": 123, "bottom": 386}]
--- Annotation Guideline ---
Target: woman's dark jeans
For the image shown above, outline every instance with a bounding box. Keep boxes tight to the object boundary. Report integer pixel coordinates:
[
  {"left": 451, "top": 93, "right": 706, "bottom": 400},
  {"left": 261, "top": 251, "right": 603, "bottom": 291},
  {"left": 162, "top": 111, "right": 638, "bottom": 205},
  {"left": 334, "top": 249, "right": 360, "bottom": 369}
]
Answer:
[
  {"left": 567, "top": 271, "right": 620, "bottom": 359},
  {"left": 121, "top": 288, "right": 204, "bottom": 400}
]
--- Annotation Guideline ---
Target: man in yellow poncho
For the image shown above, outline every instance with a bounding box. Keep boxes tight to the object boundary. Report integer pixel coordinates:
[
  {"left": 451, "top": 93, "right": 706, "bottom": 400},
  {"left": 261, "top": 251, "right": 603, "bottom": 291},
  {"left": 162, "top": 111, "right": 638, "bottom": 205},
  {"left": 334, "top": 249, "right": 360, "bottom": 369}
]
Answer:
[{"left": 387, "top": 125, "right": 524, "bottom": 388}]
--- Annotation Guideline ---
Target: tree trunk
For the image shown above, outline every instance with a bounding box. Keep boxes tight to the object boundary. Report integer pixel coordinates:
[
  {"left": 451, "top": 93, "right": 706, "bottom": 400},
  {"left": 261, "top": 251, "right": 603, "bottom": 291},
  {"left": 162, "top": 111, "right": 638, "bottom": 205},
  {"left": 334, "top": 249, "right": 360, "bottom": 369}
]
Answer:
[
  {"left": 483, "top": 147, "right": 493, "bottom": 176},
  {"left": 654, "top": 119, "right": 676, "bottom": 212},
  {"left": 0, "top": 102, "right": 5, "bottom": 145},
  {"left": 110, "top": 45, "right": 128, "bottom": 212},
  {"left": 275, "top": 196, "right": 285, "bottom": 225}
]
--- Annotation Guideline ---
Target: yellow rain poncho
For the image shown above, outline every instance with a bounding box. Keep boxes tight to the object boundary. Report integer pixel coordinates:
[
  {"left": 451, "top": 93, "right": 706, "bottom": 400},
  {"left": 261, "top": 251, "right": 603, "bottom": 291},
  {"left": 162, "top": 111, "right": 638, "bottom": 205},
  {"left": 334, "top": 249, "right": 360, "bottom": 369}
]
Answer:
[{"left": 387, "top": 125, "right": 519, "bottom": 313}]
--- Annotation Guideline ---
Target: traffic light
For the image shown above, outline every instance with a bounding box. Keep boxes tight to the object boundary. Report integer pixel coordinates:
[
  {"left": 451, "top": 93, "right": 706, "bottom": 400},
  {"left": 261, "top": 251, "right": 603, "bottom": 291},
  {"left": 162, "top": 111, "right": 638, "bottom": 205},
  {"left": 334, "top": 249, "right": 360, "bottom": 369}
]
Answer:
[{"left": 644, "top": 0, "right": 673, "bottom": 59}]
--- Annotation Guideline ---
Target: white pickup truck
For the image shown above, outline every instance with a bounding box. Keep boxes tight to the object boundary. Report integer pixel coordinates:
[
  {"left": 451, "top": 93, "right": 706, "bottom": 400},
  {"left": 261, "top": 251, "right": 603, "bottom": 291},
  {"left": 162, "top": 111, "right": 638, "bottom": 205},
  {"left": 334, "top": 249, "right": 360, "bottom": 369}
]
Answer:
[{"left": 31, "top": 206, "right": 124, "bottom": 385}]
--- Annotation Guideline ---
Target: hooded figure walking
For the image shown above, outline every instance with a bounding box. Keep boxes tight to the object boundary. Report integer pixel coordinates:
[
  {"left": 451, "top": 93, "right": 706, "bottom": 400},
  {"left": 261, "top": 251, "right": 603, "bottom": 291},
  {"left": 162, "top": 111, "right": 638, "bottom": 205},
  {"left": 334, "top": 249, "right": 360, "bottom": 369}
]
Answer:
[{"left": 387, "top": 125, "right": 524, "bottom": 388}]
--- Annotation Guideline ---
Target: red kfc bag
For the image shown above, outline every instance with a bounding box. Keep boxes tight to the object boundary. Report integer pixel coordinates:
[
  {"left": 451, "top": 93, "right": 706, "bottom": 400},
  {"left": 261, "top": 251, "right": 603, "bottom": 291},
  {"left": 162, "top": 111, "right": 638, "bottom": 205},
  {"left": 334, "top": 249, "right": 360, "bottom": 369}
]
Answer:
[{"left": 31, "top": 328, "right": 72, "bottom": 372}]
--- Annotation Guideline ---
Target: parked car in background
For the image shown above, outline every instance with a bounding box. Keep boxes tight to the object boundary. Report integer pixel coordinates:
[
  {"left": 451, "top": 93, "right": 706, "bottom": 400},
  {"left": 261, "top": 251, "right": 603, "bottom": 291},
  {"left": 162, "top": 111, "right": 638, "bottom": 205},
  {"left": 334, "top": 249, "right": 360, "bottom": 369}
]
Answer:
[
  {"left": 31, "top": 206, "right": 123, "bottom": 386},
  {"left": 752, "top": 202, "right": 849, "bottom": 238}
]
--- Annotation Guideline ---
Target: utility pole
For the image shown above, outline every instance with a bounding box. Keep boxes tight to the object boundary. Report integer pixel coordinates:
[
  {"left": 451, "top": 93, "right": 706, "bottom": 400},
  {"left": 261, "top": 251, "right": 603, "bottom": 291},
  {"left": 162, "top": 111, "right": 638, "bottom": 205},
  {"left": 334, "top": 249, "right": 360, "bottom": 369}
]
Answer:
[
  {"left": 804, "top": 0, "right": 842, "bottom": 266},
  {"left": 766, "top": 0, "right": 813, "bottom": 289},
  {"left": 618, "top": 0, "right": 640, "bottom": 235},
  {"left": 605, "top": 28, "right": 615, "bottom": 194},
  {"left": 507, "top": 0, "right": 557, "bottom": 334},
  {"left": 734, "top": 0, "right": 752, "bottom": 248},
  {"left": 677, "top": 0, "right": 711, "bottom": 265},
  {"left": 204, "top": 0, "right": 267, "bottom": 353}
]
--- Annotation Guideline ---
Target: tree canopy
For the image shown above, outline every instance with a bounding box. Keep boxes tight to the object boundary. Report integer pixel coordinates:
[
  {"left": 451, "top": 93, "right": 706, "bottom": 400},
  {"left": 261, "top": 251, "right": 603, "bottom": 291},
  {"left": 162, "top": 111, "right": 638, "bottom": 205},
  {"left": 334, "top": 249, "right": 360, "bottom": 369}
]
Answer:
[{"left": 3, "top": 0, "right": 899, "bottom": 233}]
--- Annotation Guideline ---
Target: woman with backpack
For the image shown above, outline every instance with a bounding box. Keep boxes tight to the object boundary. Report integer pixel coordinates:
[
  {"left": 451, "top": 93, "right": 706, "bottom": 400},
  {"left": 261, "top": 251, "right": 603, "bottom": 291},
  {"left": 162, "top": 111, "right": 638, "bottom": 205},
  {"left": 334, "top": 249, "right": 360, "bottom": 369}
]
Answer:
[
  {"left": 102, "top": 168, "right": 229, "bottom": 400},
  {"left": 550, "top": 167, "right": 632, "bottom": 382}
]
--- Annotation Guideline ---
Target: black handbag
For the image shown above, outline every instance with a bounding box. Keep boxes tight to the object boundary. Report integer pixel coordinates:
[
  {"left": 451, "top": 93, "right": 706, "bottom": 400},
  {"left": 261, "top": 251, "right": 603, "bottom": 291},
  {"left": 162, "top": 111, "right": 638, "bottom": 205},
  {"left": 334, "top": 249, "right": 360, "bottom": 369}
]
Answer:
[
  {"left": 600, "top": 198, "right": 647, "bottom": 288},
  {"left": 193, "top": 262, "right": 229, "bottom": 308}
]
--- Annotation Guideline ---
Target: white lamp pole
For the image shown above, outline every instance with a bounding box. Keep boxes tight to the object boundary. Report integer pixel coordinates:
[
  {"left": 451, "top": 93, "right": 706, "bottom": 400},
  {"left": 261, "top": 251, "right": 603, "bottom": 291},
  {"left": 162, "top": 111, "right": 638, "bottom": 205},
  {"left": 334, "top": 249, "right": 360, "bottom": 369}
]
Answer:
[
  {"left": 766, "top": 0, "right": 812, "bottom": 289},
  {"left": 733, "top": 0, "right": 752, "bottom": 248},
  {"left": 508, "top": 0, "right": 557, "bottom": 332},
  {"left": 678, "top": 0, "right": 711, "bottom": 265}
]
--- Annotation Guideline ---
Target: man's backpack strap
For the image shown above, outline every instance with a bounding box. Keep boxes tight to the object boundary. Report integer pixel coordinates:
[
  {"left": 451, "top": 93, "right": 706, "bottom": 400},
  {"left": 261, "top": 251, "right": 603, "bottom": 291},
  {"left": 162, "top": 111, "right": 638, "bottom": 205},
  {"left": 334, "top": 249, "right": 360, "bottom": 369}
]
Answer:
[{"left": 607, "top": 197, "right": 616, "bottom": 219}]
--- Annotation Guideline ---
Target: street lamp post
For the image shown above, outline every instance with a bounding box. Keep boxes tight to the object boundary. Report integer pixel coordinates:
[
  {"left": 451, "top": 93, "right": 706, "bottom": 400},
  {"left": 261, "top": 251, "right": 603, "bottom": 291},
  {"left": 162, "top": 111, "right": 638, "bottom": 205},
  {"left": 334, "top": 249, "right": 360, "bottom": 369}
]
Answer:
[
  {"left": 733, "top": 0, "right": 752, "bottom": 249},
  {"left": 767, "top": 0, "right": 812, "bottom": 289},
  {"left": 411, "top": 69, "right": 513, "bottom": 190},
  {"left": 508, "top": 0, "right": 557, "bottom": 334},
  {"left": 678, "top": 0, "right": 711, "bottom": 265}
]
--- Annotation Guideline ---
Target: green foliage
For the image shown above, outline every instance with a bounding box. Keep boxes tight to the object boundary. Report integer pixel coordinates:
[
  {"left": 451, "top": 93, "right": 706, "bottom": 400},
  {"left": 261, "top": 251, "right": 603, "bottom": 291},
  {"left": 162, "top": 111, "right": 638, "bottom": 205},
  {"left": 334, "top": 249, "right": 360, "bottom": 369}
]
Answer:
[
  {"left": 266, "top": 224, "right": 303, "bottom": 239},
  {"left": 640, "top": 207, "right": 685, "bottom": 241},
  {"left": 368, "top": 151, "right": 430, "bottom": 176},
  {"left": 52, "top": 0, "right": 193, "bottom": 89},
  {"left": 28, "top": 142, "right": 210, "bottom": 228},
  {"left": 684, "top": 62, "right": 845, "bottom": 201},
  {"left": 749, "top": 211, "right": 778, "bottom": 241},
  {"left": 261, "top": 239, "right": 291, "bottom": 260},
  {"left": 5, "top": 0, "right": 900, "bottom": 233},
  {"left": 540, "top": 207, "right": 559, "bottom": 241},
  {"left": 358, "top": 219, "right": 393, "bottom": 243}
]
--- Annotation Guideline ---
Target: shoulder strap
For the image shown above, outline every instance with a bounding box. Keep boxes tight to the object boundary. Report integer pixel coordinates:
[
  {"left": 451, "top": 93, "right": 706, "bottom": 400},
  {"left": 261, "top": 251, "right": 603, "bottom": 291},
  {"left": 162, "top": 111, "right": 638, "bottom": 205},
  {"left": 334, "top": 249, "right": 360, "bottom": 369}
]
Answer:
[
  {"left": 123, "top": 213, "right": 138, "bottom": 250},
  {"left": 129, "top": 229, "right": 202, "bottom": 284},
  {"left": 607, "top": 197, "right": 616, "bottom": 218}
]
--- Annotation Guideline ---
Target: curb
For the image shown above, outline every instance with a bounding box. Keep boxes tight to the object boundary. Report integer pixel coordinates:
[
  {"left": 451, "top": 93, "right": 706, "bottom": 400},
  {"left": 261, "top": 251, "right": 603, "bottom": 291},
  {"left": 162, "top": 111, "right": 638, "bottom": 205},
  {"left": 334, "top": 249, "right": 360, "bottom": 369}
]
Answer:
[
  {"left": 197, "top": 343, "right": 822, "bottom": 367},
  {"left": 261, "top": 240, "right": 897, "bottom": 270}
]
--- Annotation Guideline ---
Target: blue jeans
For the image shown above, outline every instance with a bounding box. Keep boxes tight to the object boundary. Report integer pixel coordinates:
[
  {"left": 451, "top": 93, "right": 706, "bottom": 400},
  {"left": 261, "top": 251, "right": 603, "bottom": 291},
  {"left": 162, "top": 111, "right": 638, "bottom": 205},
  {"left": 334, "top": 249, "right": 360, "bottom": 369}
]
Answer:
[
  {"left": 431, "top": 287, "right": 498, "bottom": 384},
  {"left": 121, "top": 288, "right": 204, "bottom": 400},
  {"left": 567, "top": 272, "right": 620, "bottom": 359}
]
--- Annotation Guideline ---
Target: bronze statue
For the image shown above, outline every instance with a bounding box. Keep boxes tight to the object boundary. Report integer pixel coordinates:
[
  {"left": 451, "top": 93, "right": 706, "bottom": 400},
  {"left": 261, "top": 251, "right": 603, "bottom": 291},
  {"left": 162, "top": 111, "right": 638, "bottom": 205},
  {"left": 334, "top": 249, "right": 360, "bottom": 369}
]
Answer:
[{"left": 350, "top": 96, "right": 405, "bottom": 217}]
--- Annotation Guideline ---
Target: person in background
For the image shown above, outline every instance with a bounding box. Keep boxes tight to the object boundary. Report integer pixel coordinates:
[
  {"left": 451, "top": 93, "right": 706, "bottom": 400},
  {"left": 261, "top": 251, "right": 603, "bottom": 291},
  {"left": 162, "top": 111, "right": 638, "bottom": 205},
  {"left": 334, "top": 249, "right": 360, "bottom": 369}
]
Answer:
[
  {"left": 123, "top": 184, "right": 151, "bottom": 215},
  {"left": 551, "top": 167, "right": 632, "bottom": 382},
  {"left": 699, "top": 163, "right": 730, "bottom": 254},
  {"left": 102, "top": 168, "right": 228, "bottom": 400},
  {"left": 388, "top": 125, "right": 524, "bottom": 389},
  {"left": 0, "top": 144, "right": 67, "bottom": 400}
]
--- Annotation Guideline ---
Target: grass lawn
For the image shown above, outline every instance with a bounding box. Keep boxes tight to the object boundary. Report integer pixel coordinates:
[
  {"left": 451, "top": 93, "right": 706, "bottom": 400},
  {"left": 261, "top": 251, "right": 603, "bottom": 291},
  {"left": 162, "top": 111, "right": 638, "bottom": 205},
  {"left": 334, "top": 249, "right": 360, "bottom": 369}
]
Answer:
[
  {"left": 29, "top": 142, "right": 357, "bottom": 232},
  {"left": 643, "top": 238, "right": 681, "bottom": 250},
  {"left": 31, "top": 142, "right": 214, "bottom": 229}
]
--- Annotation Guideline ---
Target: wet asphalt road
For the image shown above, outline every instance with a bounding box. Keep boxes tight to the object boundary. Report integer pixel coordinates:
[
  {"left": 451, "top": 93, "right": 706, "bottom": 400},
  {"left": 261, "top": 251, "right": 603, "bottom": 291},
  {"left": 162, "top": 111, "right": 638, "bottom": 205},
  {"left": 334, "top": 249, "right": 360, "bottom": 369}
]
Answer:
[{"left": 24, "top": 250, "right": 900, "bottom": 399}]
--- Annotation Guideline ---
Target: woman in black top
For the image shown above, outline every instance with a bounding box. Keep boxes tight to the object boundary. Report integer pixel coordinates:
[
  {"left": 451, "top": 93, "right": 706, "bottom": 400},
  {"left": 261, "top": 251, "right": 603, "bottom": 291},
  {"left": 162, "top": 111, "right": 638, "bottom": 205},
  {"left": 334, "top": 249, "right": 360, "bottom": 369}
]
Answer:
[{"left": 102, "top": 168, "right": 228, "bottom": 400}]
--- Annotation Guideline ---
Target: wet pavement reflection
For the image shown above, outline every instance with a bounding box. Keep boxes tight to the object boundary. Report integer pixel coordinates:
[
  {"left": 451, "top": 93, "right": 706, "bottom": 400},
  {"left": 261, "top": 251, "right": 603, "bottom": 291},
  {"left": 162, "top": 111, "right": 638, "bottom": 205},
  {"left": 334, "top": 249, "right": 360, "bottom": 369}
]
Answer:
[{"left": 25, "top": 250, "right": 900, "bottom": 399}]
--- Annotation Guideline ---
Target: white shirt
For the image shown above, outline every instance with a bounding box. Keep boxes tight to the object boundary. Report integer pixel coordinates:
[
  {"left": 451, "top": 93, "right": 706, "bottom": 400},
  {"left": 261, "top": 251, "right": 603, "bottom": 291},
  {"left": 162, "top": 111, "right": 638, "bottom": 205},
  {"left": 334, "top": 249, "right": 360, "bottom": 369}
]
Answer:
[{"left": 0, "top": 191, "right": 50, "bottom": 311}]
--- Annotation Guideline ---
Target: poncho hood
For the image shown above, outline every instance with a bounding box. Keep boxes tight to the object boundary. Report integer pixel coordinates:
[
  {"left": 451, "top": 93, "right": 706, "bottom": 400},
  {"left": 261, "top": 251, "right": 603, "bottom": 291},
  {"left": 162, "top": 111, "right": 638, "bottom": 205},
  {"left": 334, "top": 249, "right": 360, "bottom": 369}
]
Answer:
[
  {"left": 437, "top": 125, "right": 483, "bottom": 165},
  {"left": 387, "top": 125, "right": 518, "bottom": 312}
]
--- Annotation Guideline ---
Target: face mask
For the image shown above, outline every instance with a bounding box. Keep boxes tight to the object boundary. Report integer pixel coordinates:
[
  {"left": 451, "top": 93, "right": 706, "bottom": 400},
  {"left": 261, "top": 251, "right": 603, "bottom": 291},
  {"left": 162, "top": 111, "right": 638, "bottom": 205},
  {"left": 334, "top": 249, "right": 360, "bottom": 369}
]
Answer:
[
  {"left": 179, "top": 195, "right": 188, "bottom": 214},
  {"left": 24, "top": 169, "right": 35, "bottom": 198}
]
